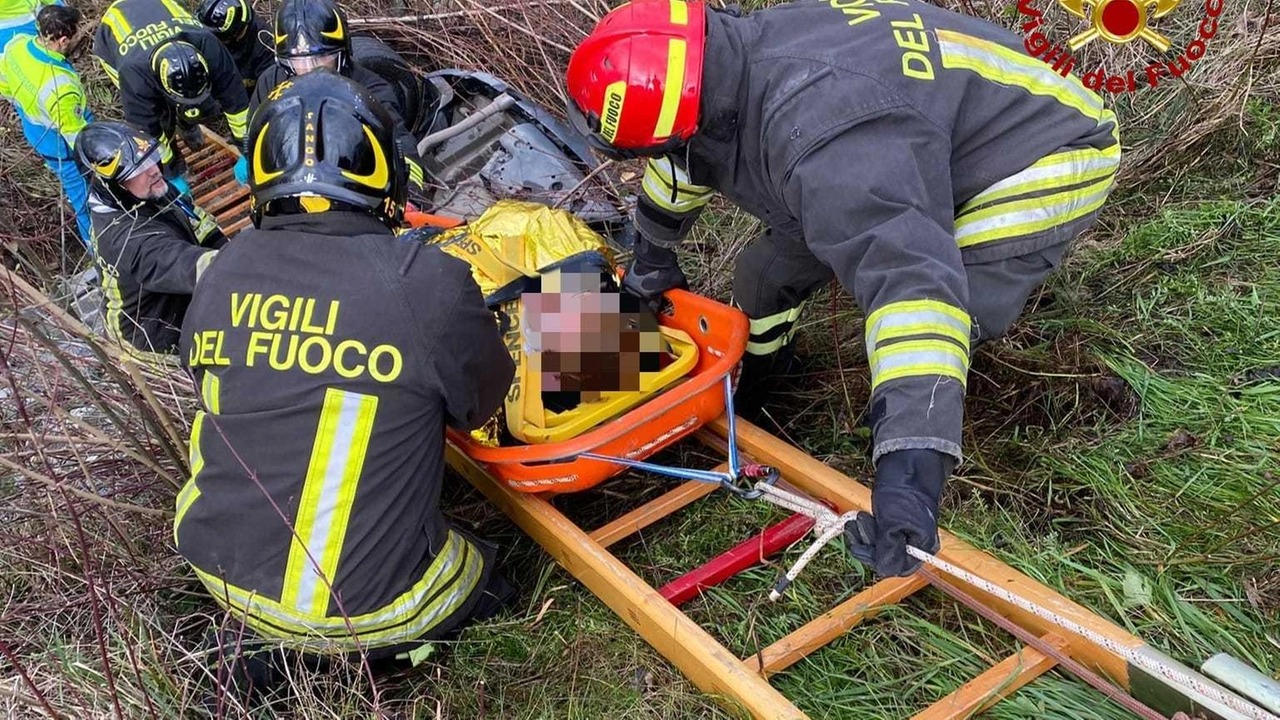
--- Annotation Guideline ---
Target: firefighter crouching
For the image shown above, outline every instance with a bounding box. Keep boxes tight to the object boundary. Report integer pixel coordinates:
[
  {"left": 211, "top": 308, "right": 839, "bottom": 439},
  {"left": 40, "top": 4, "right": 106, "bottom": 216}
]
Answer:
[
  {"left": 233, "top": 0, "right": 428, "bottom": 208},
  {"left": 565, "top": 0, "right": 1121, "bottom": 577},
  {"left": 76, "top": 121, "right": 224, "bottom": 364},
  {"left": 92, "top": 0, "right": 250, "bottom": 194},
  {"left": 177, "top": 70, "right": 515, "bottom": 696},
  {"left": 195, "top": 0, "right": 273, "bottom": 93}
]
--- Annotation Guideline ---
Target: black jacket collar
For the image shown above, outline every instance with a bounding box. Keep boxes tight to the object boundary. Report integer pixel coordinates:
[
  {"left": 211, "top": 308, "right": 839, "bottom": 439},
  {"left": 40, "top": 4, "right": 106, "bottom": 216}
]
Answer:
[{"left": 259, "top": 211, "right": 394, "bottom": 237}]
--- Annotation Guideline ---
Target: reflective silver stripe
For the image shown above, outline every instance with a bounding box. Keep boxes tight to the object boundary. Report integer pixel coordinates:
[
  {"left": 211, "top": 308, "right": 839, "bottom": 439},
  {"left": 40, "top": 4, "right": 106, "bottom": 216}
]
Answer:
[
  {"left": 936, "top": 30, "right": 1105, "bottom": 124},
  {"left": 963, "top": 146, "right": 1120, "bottom": 210},
  {"left": 292, "top": 390, "right": 375, "bottom": 616},
  {"left": 746, "top": 334, "right": 792, "bottom": 356},
  {"left": 194, "top": 530, "right": 480, "bottom": 647},
  {"left": 0, "top": 11, "right": 36, "bottom": 30},
  {"left": 870, "top": 342, "right": 969, "bottom": 391},
  {"left": 955, "top": 178, "right": 1114, "bottom": 244},
  {"left": 865, "top": 307, "right": 970, "bottom": 359},
  {"left": 195, "top": 250, "right": 217, "bottom": 282}
]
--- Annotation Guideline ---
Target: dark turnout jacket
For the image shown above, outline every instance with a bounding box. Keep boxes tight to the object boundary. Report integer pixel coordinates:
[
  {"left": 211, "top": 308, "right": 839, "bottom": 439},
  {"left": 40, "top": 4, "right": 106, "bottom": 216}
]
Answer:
[
  {"left": 176, "top": 212, "right": 514, "bottom": 652},
  {"left": 250, "top": 61, "right": 428, "bottom": 202},
  {"left": 89, "top": 188, "right": 225, "bottom": 358},
  {"left": 224, "top": 14, "right": 274, "bottom": 91},
  {"left": 639, "top": 0, "right": 1120, "bottom": 463},
  {"left": 92, "top": 0, "right": 249, "bottom": 146}
]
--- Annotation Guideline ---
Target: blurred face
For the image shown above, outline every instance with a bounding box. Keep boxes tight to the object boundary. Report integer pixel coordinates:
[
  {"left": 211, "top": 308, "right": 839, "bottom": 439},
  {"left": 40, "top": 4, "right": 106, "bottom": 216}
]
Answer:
[
  {"left": 285, "top": 53, "right": 338, "bottom": 75},
  {"left": 523, "top": 270, "right": 664, "bottom": 396},
  {"left": 121, "top": 160, "right": 168, "bottom": 200}
]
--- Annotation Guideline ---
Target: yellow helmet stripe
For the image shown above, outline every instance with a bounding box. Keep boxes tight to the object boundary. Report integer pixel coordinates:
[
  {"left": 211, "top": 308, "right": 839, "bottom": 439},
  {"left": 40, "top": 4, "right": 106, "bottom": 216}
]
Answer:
[
  {"left": 339, "top": 125, "right": 388, "bottom": 189},
  {"left": 320, "top": 10, "right": 345, "bottom": 40},
  {"left": 652, "top": 38, "right": 687, "bottom": 140},
  {"left": 96, "top": 150, "right": 122, "bottom": 177},
  {"left": 253, "top": 122, "right": 283, "bottom": 183}
]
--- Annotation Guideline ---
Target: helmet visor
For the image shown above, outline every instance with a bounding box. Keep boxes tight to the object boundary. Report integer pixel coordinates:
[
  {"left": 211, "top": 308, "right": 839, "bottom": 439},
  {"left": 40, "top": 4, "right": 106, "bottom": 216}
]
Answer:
[
  {"left": 284, "top": 52, "right": 340, "bottom": 75},
  {"left": 119, "top": 153, "right": 159, "bottom": 183}
]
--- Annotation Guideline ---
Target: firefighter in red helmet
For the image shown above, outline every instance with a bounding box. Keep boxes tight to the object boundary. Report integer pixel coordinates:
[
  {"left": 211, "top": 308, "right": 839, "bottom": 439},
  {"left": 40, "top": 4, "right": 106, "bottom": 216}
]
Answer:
[{"left": 565, "top": 0, "right": 1120, "bottom": 577}]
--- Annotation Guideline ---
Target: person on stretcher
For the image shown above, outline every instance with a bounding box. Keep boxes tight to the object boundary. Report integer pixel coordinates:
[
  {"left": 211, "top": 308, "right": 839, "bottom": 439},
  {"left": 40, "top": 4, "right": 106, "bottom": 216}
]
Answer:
[{"left": 423, "top": 200, "right": 700, "bottom": 446}]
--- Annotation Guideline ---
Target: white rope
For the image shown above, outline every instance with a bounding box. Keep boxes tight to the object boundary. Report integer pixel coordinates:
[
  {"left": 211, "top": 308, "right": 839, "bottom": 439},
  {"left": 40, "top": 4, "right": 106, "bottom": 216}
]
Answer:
[{"left": 748, "top": 482, "right": 1279, "bottom": 720}]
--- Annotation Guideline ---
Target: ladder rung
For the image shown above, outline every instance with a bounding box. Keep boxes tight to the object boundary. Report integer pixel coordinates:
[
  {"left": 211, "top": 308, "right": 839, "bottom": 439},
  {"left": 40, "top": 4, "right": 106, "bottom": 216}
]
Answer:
[
  {"left": 911, "top": 633, "right": 1069, "bottom": 720},
  {"left": 589, "top": 465, "right": 726, "bottom": 548},
  {"left": 745, "top": 574, "right": 928, "bottom": 677}
]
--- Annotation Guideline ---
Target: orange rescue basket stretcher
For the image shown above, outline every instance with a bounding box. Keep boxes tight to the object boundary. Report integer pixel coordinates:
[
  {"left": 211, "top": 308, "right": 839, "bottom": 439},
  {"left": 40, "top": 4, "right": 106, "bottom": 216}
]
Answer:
[{"left": 445, "top": 289, "right": 749, "bottom": 494}]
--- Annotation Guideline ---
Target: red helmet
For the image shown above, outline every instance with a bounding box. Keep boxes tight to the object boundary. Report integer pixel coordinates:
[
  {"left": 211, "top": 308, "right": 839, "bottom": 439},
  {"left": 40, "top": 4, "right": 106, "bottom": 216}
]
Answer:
[{"left": 565, "top": 0, "right": 706, "bottom": 157}]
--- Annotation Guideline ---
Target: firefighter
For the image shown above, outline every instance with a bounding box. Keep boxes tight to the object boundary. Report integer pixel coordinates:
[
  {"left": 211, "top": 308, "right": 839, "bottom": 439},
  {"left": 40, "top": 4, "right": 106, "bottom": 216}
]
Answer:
[
  {"left": 0, "top": 4, "right": 94, "bottom": 247},
  {"left": 75, "top": 120, "right": 225, "bottom": 362},
  {"left": 194, "top": 0, "right": 272, "bottom": 93},
  {"left": 564, "top": 0, "right": 1121, "bottom": 577},
  {"left": 234, "top": 0, "right": 426, "bottom": 207},
  {"left": 177, "top": 71, "right": 514, "bottom": 695},
  {"left": 92, "top": 0, "right": 250, "bottom": 193}
]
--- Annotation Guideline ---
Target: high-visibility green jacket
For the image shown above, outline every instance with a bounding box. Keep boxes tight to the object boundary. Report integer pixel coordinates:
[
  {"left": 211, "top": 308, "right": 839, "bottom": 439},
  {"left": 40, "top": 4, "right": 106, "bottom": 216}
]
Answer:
[
  {"left": 177, "top": 211, "right": 512, "bottom": 653},
  {"left": 0, "top": 34, "right": 89, "bottom": 147},
  {"left": 0, "top": 0, "right": 53, "bottom": 31}
]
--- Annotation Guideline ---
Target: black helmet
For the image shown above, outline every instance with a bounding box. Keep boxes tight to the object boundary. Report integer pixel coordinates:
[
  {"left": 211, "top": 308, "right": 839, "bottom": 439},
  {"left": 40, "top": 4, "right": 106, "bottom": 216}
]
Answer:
[
  {"left": 75, "top": 121, "right": 162, "bottom": 207},
  {"left": 273, "top": 0, "right": 350, "bottom": 76},
  {"left": 152, "top": 41, "right": 211, "bottom": 106},
  {"left": 248, "top": 69, "right": 406, "bottom": 228},
  {"left": 196, "top": 0, "right": 253, "bottom": 43}
]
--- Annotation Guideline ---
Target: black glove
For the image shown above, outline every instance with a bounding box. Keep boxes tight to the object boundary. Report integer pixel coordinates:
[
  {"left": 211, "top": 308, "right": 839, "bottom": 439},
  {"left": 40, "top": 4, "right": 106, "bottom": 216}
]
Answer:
[
  {"left": 621, "top": 233, "right": 688, "bottom": 306},
  {"left": 844, "top": 449, "right": 953, "bottom": 577},
  {"left": 180, "top": 123, "right": 206, "bottom": 151}
]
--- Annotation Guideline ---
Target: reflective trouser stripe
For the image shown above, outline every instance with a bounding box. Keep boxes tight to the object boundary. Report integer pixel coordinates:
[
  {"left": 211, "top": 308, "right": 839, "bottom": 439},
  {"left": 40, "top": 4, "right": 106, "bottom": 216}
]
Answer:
[
  {"left": 954, "top": 175, "right": 1115, "bottom": 248},
  {"left": 936, "top": 29, "right": 1110, "bottom": 127},
  {"left": 870, "top": 339, "right": 969, "bottom": 391},
  {"left": 642, "top": 156, "right": 713, "bottom": 213},
  {"left": 865, "top": 300, "right": 971, "bottom": 391},
  {"left": 174, "top": 411, "right": 205, "bottom": 543},
  {"left": 281, "top": 388, "right": 378, "bottom": 618},
  {"left": 745, "top": 302, "right": 805, "bottom": 356},
  {"left": 192, "top": 529, "right": 485, "bottom": 650}
]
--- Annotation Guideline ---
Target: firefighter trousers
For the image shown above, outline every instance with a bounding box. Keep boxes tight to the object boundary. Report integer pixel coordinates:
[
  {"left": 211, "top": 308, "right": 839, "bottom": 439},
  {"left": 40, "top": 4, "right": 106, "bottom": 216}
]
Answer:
[{"left": 730, "top": 221, "right": 1084, "bottom": 365}]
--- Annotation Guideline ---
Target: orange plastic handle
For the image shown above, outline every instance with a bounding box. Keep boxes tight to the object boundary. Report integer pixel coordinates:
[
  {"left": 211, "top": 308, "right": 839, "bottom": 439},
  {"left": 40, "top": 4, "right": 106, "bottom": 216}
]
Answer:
[{"left": 405, "top": 209, "right": 464, "bottom": 229}]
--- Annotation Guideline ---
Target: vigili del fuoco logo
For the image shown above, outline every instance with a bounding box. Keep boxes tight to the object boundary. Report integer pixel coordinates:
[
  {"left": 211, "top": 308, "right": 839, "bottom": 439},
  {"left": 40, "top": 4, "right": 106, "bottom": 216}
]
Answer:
[{"left": 1017, "top": 0, "right": 1226, "bottom": 93}]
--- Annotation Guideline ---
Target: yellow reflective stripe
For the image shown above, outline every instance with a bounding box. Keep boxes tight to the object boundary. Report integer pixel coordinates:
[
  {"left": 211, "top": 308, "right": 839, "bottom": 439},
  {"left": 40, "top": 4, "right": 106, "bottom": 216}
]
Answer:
[
  {"left": 865, "top": 300, "right": 970, "bottom": 358},
  {"left": 101, "top": 7, "right": 132, "bottom": 43},
  {"left": 746, "top": 334, "right": 793, "bottom": 356},
  {"left": 955, "top": 175, "right": 1114, "bottom": 247},
  {"left": 642, "top": 157, "right": 713, "bottom": 213},
  {"left": 870, "top": 339, "right": 969, "bottom": 392},
  {"left": 281, "top": 388, "right": 378, "bottom": 617},
  {"left": 200, "top": 370, "right": 220, "bottom": 413},
  {"left": 195, "top": 249, "right": 218, "bottom": 282},
  {"left": 224, "top": 108, "right": 248, "bottom": 139},
  {"left": 158, "top": 135, "right": 173, "bottom": 163},
  {"left": 653, "top": 38, "right": 687, "bottom": 140},
  {"left": 406, "top": 158, "right": 424, "bottom": 186},
  {"left": 159, "top": 0, "right": 193, "bottom": 19},
  {"left": 96, "top": 56, "right": 121, "bottom": 87},
  {"left": 191, "top": 530, "right": 484, "bottom": 650},
  {"left": 936, "top": 30, "right": 1106, "bottom": 125},
  {"left": 174, "top": 412, "right": 206, "bottom": 543},
  {"left": 960, "top": 144, "right": 1120, "bottom": 214},
  {"left": 670, "top": 0, "right": 688, "bottom": 24},
  {"left": 748, "top": 304, "right": 804, "bottom": 337}
]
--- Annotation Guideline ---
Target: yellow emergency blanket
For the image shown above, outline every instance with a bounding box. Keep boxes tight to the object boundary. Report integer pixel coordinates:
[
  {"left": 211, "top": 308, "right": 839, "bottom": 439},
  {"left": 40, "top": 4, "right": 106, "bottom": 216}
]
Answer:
[{"left": 429, "top": 201, "right": 698, "bottom": 445}]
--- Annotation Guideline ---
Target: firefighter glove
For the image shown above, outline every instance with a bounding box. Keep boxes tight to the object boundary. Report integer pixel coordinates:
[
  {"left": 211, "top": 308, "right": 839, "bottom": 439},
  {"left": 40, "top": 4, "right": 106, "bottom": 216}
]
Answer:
[
  {"left": 844, "top": 449, "right": 952, "bottom": 577},
  {"left": 233, "top": 156, "right": 248, "bottom": 186},
  {"left": 622, "top": 232, "right": 687, "bottom": 305}
]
